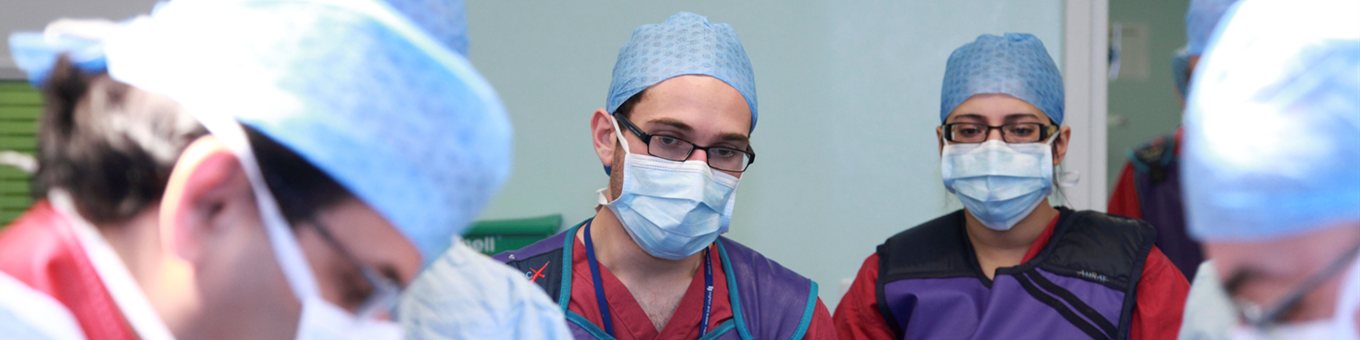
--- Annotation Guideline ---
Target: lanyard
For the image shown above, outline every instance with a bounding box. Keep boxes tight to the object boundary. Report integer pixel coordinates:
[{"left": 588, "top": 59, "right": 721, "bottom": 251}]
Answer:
[{"left": 583, "top": 221, "right": 714, "bottom": 338}]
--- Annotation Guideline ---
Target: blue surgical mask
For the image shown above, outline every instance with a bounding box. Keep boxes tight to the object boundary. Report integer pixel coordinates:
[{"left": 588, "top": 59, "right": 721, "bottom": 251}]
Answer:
[
  {"left": 941, "top": 137, "right": 1055, "bottom": 231},
  {"left": 599, "top": 116, "right": 740, "bottom": 260}
]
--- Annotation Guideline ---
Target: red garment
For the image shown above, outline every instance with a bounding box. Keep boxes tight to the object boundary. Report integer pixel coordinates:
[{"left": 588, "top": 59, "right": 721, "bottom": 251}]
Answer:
[
  {"left": 568, "top": 238, "right": 835, "bottom": 339},
  {"left": 0, "top": 201, "right": 137, "bottom": 340},
  {"left": 833, "top": 213, "right": 1189, "bottom": 340}
]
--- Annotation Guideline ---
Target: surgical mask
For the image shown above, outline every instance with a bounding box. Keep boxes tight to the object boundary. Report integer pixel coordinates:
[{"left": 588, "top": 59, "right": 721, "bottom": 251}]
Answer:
[
  {"left": 601, "top": 116, "right": 740, "bottom": 260},
  {"left": 198, "top": 114, "right": 403, "bottom": 339},
  {"left": 1232, "top": 245, "right": 1360, "bottom": 340},
  {"left": 941, "top": 137, "right": 1055, "bottom": 231}
]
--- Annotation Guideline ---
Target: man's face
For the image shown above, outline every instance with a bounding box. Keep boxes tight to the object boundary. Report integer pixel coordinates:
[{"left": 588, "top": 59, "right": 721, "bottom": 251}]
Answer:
[
  {"left": 1207, "top": 222, "right": 1360, "bottom": 325},
  {"left": 595, "top": 75, "right": 753, "bottom": 200},
  {"left": 162, "top": 138, "right": 421, "bottom": 338}
]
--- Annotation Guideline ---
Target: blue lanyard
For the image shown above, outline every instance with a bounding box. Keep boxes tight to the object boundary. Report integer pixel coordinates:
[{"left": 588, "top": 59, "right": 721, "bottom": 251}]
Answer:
[{"left": 583, "top": 221, "right": 714, "bottom": 338}]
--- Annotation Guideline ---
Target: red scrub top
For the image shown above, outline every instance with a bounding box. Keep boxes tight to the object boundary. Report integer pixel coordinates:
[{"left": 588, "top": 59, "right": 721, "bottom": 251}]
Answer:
[
  {"left": 567, "top": 238, "right": 836, "bottom": 340},
  {"left": 833, "top": 213, "right": 1189, "bottom": 340}
]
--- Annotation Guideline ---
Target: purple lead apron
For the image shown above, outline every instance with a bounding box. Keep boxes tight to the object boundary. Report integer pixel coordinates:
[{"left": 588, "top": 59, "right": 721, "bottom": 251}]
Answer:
[
  {"left": 495, "top": 219, "right": 820, "bottom": 340},
  {"left": 1129, "top": 134, "right": 1202, "bottom": 279},
  {"left": 875, "top": 208, "right": 1155, "bottom": 340}
]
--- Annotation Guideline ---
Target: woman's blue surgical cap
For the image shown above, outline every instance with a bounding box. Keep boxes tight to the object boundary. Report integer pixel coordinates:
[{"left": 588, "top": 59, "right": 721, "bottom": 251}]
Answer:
[
  {"left": 89, "top": 0, "right": 512, "bottom": 266},
  {"left": 1182, "top": 0, "right": 1360, "bottom": 242},
  {"left": 940, "top": 33, "right": 1064, "bottom": 125},
  {"left": 385, "top": 0, "right": 467, "bottom": 55},
  {"left": 606, "top": 12, "right": 758, "bottom": 132}
]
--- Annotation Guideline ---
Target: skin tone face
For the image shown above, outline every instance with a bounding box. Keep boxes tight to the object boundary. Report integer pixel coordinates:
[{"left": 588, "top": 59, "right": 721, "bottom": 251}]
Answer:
[
  {"left": 583, "top": 74, "right": 752, "bottom": 330},
  {"left": 936, "top": 93, "right": 1072, "bottom": 279},
  {"left": 157, "top": 136, "right": 421, "bottom": 339},
  {"left": 1208, "top": 222, "right": 1360, "bottom": 325}
]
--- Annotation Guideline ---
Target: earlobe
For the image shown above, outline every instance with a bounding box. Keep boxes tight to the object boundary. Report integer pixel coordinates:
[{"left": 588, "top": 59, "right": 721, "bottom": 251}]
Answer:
[
  {"left": 590, "top": 108, "right": 617, "bottom": 169},
  {"left": 159, "top": 136, "right": 249, "bottom": 263}
]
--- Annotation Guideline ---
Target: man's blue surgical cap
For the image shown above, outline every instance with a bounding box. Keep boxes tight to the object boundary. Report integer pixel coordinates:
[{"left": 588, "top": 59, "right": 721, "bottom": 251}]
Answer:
[
  {"left": 1185, "top": 0, "right": 1239, "bottom": 56},
  {"left": 940, "top": 33, "right": 1065, "bottom": 125},
  {"left": 1183, "top": 0, "right": 1360, "bottom": 241},
  {"left": 606, "top": 12, "right": 758, "bottom": 131},
  {"left": 99, "top": 0, "right": 512, "bottom": 265},
  {"left": 384, "top": 0, "right": 467, "bottom": 55}
]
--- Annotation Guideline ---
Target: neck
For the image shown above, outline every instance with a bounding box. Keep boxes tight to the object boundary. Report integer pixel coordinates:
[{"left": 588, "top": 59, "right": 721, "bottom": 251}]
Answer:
[
  {"left": 965, "top": 202, "right": 1059, "bottom": 263},
  {"left": 94, "top": 208, "right": 198, "bottom": 336},
  {"left": 583, "top": 207, "right": 704, "bottom": 282}
]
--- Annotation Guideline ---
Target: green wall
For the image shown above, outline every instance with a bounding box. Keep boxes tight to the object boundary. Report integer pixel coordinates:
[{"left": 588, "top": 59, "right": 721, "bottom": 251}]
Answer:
[{"left": 1106, "top": 0, "right": 1189, "bottom": 190}]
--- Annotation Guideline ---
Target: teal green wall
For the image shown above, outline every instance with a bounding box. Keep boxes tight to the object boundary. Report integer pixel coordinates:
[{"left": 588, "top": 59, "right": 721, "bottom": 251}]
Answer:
[{"left": 1106, "top": 0, "right": 1189, "bottom": 190}]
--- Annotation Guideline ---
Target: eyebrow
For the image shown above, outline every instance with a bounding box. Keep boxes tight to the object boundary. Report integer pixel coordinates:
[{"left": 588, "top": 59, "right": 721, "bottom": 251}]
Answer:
[
  {"left": 1222, "top": 267, "right": 1258, "bottom": 297},
  {"left": 1004, "top": 113, "right": 1045, "bottom": 122},
  {"left": 647, "top": 118, "right": 751, "bottom": 146}
]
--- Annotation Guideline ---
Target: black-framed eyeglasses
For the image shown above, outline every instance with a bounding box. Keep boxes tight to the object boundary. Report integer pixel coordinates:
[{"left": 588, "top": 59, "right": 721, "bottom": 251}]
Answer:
[
  {"left": 307, "top": 218, "right": 402, "bottom": 319},
  {"left": 616, "top": 114, "right": 756, "bottom": 172},
  {"left": 1233, "top": 242, "right": 1360, "bottom": 329},
  {"left": 941, "top": 122, "right": 1059, "bottom": 144}
]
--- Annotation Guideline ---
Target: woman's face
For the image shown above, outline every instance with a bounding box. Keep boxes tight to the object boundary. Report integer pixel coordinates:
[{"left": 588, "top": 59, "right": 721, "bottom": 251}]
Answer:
[{"left": 936, "top": 93, "right": 1071, "bottom": 165}]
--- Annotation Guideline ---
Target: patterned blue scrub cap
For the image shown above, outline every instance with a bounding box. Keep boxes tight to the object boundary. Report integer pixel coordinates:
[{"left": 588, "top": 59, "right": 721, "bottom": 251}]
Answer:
[
  {"left": 98, "top": 0, "right": 512, "bottom": 266},
  {"left": 1183, "top": 0, "right": 1360, "bottom": 241},
  {"left": 384, "top": 0, "right": 467, "bottom": 55},
  {"left": 606, "top": 12, "right": 758, "bottom": 132},
  {"left": 1185, "top": 0, "right": 1239, "bottom": 56},
  {"left": 940, "top": 33, "right": 1065, "bottom": 125}
]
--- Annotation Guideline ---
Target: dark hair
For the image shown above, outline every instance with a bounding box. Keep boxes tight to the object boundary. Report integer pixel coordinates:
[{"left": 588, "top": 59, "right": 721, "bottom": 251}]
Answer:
[
  {"left": 35, "top": 56, "right": 207, "bottom": 226},
  {"left": 247, "top": 127, "right": 353, "bottom": 225},
  {"left": 612, "top": 90, "right": 647, "bottom": 120}
]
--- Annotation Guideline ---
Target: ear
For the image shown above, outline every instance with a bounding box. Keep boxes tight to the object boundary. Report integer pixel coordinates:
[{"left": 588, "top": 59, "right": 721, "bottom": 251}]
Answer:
[
  {"left": 590, "top": 108, "right": 618, "bottom": 170},
  {"left": 936, "top": 126, "right": 946, "bottom": 156},
  {"left": 159, "top": 136, "right": 254, "bottom": 264},
  {"left": 1053, "top": 126, "right": 1072, "bottom": 165}
]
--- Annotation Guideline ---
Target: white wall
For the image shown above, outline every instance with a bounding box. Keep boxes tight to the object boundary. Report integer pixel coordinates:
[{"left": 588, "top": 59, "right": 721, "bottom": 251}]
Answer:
[{"left": 465, "top": 1, "right": 1067, "bottom": 308}]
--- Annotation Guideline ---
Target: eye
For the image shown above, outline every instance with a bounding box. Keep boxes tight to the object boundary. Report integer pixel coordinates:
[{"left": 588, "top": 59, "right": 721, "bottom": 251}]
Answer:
[
  {"left": 953, "top": 124, "right": 983, "bottom": 136},
  {"left": 710, "top": 147, "right": 740, "bottom": 159},
  {"left": 654, "top": 135, "right": 682, "bottom": 146},
  {"left": 1006, "top": 124, "right": 1037, "bottom": 137}
]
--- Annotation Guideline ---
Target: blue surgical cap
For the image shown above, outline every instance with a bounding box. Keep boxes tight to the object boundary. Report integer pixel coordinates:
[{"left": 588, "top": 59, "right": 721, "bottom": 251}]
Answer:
[
  {"left": 1183, "top": 0, "right": 1360, "bottom": 241},
  {"left": 1185, "top": 0, "right": 1240, "bottom": 56},
  {"left": 606, "top": 12, "right": 758, "bottom": 131},
  {"left": 92, "top": 0, "right": 511, "bottom": 265},
  {"left": 384, "top": 0, "right": 467, "bottom": 55},
  {"left": 940, "top": 33, "right": 1065, "bottom": 125},
  {"left": 1172, "top": 47, "right": 1192, "bottom": 97}
]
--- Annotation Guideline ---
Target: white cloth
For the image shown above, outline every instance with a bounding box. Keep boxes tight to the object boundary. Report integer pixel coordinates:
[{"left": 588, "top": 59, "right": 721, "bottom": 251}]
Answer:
[
  {"left": 1179, "top": 261, "right": 1236, "bottom": 340},
  {"left": 0, "top": 272, "right": 86, "bottom": 339},
  {"left": 399, "top": 242, "right": 571, "bottom": 339}
]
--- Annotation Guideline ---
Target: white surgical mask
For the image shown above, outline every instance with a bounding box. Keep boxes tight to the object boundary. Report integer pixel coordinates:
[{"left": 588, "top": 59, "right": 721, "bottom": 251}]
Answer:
[
  {"left": 601, "top": 116, "right": 740, "bottom": 260},
  {"left": 199, "top": 114, "right": 403, "bottom": 339},
  {"left": 1232, "top": 250, "right": 1360, "bottom": 340},
  {"left": 941, "top": 137, "right": 1055, "bottom": 231}
]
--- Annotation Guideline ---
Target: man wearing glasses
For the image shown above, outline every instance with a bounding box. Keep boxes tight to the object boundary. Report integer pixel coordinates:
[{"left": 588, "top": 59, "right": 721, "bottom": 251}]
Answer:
[
  {"left": 1180, "top": 0, "right": 1360, "bottom": 338},
  {"left": 496, "top": 12, "right": 834, "bottom": 339}
]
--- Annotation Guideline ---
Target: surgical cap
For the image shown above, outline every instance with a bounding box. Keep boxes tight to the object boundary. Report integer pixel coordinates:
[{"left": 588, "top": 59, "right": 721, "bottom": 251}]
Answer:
[
  {"left": 1183, "top": 0, "right": 1360, "bottom": 241},
  {"left": 606, "top": 12, "right": 758, "bottom": 131},
  {"left": 1185, "top": 0, "right": 1239, "bottom": 56},
  {"left": 940, "top": 33, "right": 1065, "bottom": 125},
  {"left": 88, "top": 0, "right": 511, "bottom": 266},
  {"left": 384, "top": 0, "right": 467, "bottom": 55}
]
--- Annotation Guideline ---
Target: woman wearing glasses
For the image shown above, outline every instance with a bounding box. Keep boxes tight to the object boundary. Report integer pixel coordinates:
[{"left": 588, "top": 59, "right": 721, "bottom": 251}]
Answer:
[{"left": 832, "top": 33, "right": 1189, "bottom": 340}]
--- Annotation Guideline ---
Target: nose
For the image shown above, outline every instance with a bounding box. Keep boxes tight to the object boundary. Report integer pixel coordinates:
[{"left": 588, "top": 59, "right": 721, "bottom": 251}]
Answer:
[
  {"left": 987, "top": 126, "right": 1005, "bottom": 142},
  {"left": 688, "top": 148, "right": 708, "bottom": 162}
]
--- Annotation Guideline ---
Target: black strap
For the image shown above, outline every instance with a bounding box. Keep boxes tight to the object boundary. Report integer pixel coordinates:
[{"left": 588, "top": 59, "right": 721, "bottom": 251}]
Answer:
[
  {"left": 1024, "top": 271, "right": 1119, "bottom": 337},
  {"left": 1013, "top": 272, "right": 1112, "bottom": 340}
]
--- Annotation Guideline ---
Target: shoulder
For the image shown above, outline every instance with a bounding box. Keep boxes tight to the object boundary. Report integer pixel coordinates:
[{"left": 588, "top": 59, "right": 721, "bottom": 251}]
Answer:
[
  {"left": 877, "top": 210, "right": 973, "bottom": 278},
  {"left": 400, "top": 243, "right": 570, "bottom": 339},
  {"left": 493, "top": 225, "right": 577, "bottom": 264},
  {"left": 0, "top": 272, "right": 86, "bottom": 340},
  {"left": 1061, "top": 210, "right": 1156, "bottom": 240},
  {"left": 718, "top": 237, "right": 814, "bottom": 284}
]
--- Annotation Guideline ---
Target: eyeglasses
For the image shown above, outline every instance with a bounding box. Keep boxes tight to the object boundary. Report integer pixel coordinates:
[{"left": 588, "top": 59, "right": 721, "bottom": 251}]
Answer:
[
  {"left": 616, "top": 114, "right": 756, "bottom": 172},
  {"left": 942, "top": 122, "right": 1059, "bottom": 144},
  {"left": 1234, "top": 242, "right": 1360, "bottom": 329},
  {"left": 306, "top": 218, "right": 402, "bottom": 319}
]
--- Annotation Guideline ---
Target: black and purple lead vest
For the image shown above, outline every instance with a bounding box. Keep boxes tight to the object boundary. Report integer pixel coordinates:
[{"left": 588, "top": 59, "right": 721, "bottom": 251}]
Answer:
[
  {"left": 875, "top": 208, "right": 1155, "bottom": 340},
  {"left": 495, "top": 219, "right": 820, "bottom": 340}
]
